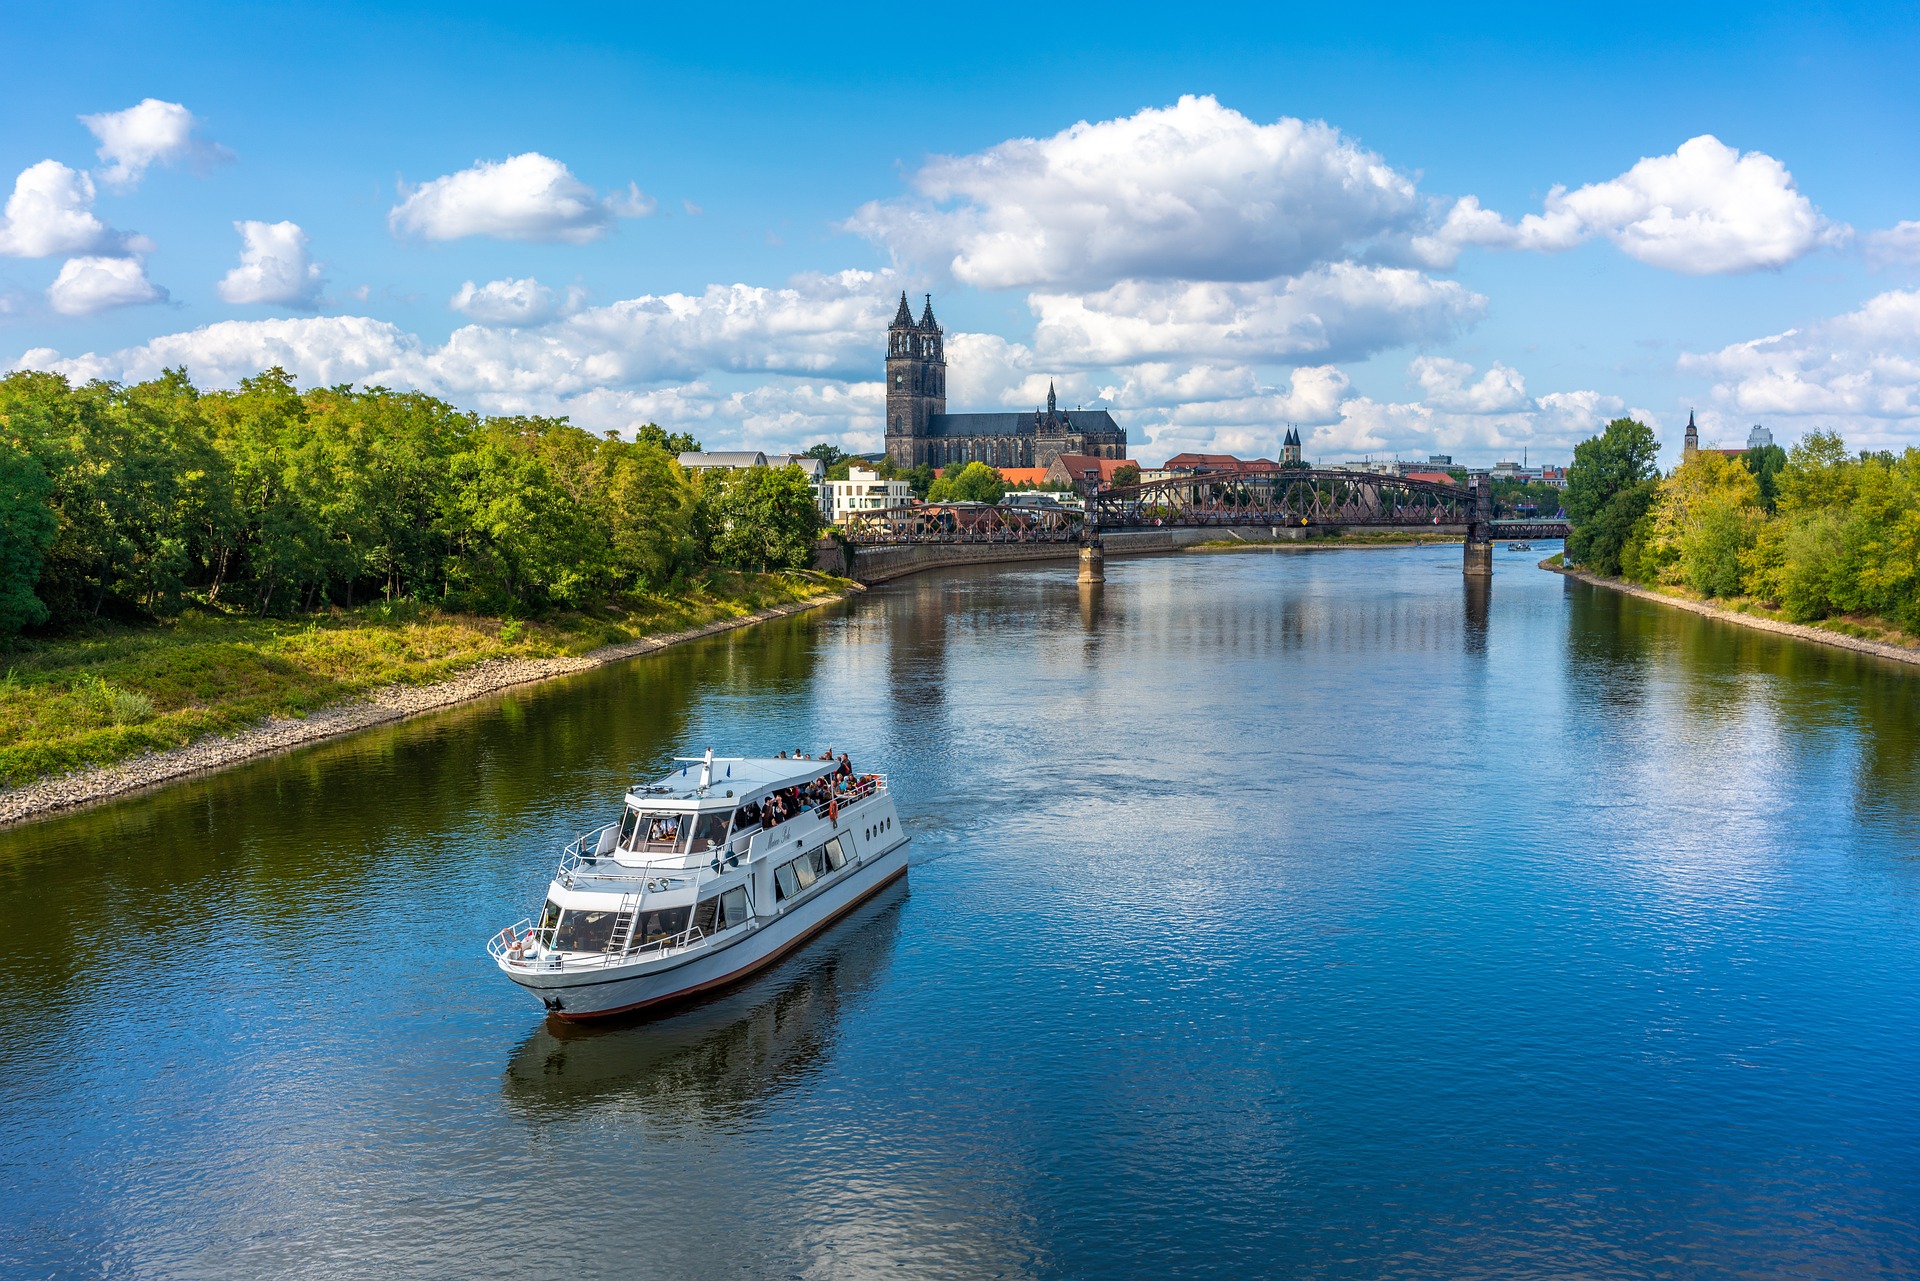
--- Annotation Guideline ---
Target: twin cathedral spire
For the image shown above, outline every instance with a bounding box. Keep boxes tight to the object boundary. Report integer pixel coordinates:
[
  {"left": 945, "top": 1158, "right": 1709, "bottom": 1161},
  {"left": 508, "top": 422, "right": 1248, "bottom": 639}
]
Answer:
[{"left": 884, "top": 291, "right": 1127, "bottom": 470}]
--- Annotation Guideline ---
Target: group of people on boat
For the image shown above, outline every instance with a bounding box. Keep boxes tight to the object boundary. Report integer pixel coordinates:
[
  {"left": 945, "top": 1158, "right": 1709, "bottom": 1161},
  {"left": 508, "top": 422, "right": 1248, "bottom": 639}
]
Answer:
[{"left": 731, "top": 751, "right": 870, "bottom": 833}]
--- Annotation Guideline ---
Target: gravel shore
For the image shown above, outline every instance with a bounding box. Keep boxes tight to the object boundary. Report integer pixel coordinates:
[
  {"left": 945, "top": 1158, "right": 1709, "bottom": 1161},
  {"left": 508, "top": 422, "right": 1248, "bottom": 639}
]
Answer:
[
  {"left": 0, "top": 590, "right": 850, "bottom": 829},
  {"left": 1545, "top": 561, "right": 1920, "bottom": 669}
]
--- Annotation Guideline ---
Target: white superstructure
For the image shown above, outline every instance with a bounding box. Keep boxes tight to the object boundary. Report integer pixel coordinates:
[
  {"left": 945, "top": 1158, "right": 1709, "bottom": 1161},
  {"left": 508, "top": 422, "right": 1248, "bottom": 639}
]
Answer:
[{"left": 490, "top": 750, "right": 909, "bottom": 1020}]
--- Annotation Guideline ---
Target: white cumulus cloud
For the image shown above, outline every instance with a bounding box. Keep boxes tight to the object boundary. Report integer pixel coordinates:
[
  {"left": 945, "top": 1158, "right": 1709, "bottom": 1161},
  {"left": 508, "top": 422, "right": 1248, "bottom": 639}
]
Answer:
[
  {"left": 849, "top": 94, "right": 1422, "bottom": 289},
  {"left": 0, "top": 161, "right": 124, "bottom": 258},
  {"left": 217, "top": 220, "right": 324, "bottom": 309},
  {"left": 1409, "top": 356, "right": 1530, "bottom": 413},
  {"left": 80, "top": 98, "right": 224, "bottom": 188},
  {"left": 1678, "top": 289, "right": 1920, "bottom": 438},
  {"left": 47, "top": 255, "right": 166, "bottom": 315},
  {"left": 389, "top": 153, "right": 652, "bottom": 244},
  {"left": 1417, "top": 136, "right": 1846, "bottom": 274},
  {"left": 450, "top": 276, "right": 564, "bottom": 325},
  {"left": 1028, "top": 265, "right": 1485, "bottom": 367},
  {"left": 1864, "top": 220, "right": 1920, "bottom": 268}
]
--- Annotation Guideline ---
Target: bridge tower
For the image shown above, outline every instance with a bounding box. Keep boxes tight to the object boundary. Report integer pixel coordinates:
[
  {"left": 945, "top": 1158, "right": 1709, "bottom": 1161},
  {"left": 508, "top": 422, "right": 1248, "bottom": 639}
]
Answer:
[{"left": 1464, "top": 473, "right": 1493, "bottom": 576}]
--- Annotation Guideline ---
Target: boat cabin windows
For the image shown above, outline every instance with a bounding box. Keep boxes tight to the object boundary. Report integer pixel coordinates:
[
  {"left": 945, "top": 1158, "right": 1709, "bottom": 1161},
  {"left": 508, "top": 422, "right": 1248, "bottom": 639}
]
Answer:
[
  {"left": 616, "top": 808, "right": 642, "bottom": 849},
  {"left": 551, "top": 906, "right": 619, "bottom": 954},
  {"left": 688, "top": 812, "right": 731, "bottom": 852},
  {"left": 537, "top": 899, "right": 563, "bottom": 945},
  {"left": 772, "top": 837, "right": 848, "bottom": 903},
  {"left": 690, "top": 885, "right": 750, "bottom": 938},
  {"left": 634, "top": 905, "right": 691, "bottom": 949}
]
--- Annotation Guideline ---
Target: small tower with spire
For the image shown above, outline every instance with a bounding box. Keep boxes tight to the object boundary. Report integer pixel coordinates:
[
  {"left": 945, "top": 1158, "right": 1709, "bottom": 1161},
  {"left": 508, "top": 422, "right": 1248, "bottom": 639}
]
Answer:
[
  {"left": 1683, "top": 409, "right": 1699, "bottom": 458},
  {"left": 885, "top": 291, "right": 946, "bottom": 467},
  {"left": 1282, "top": 426, "right": 1303, "bottom": 466}
]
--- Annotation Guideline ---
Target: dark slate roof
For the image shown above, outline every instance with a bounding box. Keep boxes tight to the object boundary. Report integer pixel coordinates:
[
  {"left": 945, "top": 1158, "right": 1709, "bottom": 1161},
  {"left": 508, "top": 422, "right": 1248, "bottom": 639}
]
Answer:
[
  {"left": 926, "top": 410, "right": 1124, "bottom": 439},
  {"left": 891, "top": 292, "right": 914, "bottom": 327}
]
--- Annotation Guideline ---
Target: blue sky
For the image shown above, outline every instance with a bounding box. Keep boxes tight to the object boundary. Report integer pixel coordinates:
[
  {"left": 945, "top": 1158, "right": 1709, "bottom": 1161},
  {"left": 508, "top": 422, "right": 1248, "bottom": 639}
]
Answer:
[{"left": 5, "top": 0, "right": 1920, "bottom": 465}]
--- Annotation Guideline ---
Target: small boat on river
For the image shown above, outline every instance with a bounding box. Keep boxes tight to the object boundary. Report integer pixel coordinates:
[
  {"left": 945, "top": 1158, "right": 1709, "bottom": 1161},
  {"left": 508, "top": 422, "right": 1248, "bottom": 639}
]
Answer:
[{"left": 491, "top": 750, "right": 909, "bottom": 1020}]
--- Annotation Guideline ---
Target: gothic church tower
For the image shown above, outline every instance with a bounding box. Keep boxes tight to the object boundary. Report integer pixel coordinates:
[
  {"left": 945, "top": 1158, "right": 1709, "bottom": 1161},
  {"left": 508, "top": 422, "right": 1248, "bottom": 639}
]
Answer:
[{"left": 885, "top": 293, "right": 945, "bottom": 468}]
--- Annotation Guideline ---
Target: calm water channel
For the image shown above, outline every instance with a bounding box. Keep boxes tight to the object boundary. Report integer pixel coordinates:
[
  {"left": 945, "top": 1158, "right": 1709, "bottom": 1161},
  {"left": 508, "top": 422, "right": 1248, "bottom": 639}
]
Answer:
[{"left": 4, "top": 545, "right": 1919, "bottom": 1278}]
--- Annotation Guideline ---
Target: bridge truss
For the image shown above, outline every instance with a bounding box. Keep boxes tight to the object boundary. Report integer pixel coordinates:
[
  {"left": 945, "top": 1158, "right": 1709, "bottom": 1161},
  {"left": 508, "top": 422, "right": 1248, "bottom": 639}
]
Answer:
[
  {"left": 844, "top": 501, "right": 1078, "bottom": 545},
  {"left": 1088, "top": 470, "right": 1474, "bottom": 530}
]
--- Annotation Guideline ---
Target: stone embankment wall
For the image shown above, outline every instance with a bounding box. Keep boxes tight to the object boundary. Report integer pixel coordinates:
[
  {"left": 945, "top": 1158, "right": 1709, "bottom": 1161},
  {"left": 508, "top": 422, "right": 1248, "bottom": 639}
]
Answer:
[{"left": 839, "top": 524, "right": 1470, "bottom": 584}]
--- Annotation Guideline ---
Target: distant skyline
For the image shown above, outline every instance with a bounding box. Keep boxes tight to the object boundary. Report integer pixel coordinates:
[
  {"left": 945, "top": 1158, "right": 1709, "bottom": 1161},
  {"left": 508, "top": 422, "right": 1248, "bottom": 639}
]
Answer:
[{"left": 5, "top": 1, "right": 1920, "bottom": 464}]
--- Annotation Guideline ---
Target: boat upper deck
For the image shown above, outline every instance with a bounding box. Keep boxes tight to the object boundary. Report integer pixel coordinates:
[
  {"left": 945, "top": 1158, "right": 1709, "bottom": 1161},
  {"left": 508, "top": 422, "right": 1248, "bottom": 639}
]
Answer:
[{"left": 557, "top": 754, "right": 891, "bottom": 891}]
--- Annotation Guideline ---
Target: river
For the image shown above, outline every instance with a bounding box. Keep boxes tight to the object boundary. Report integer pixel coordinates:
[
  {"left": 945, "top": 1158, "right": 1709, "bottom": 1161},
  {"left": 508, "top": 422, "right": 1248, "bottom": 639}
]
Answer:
[{"left": 3, "top": 544, "right": 1918, "bottom": 1278}]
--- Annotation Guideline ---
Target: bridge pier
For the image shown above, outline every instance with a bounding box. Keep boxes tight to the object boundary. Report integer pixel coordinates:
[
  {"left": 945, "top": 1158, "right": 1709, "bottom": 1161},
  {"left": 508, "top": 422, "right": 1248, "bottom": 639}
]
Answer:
[
  {"left": 1078, "top": 541, "right": 1105, "bottom": 584},
  {"left": 1464, "top": 475, "right": 1494, "bottom": 577}
]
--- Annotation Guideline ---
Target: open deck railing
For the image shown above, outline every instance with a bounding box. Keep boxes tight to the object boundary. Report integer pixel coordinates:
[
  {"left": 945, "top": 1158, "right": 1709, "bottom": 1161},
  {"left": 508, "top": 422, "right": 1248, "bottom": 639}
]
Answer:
[{"left": 489, "top": 918, "right": 717, "bottom": 971}]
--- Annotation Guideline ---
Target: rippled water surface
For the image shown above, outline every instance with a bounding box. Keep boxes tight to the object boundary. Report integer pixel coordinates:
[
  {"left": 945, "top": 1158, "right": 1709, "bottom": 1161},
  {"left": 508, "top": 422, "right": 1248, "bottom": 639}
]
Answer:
[{"left": 4, "top": 546, "right": 1919, "bottom": 1279}]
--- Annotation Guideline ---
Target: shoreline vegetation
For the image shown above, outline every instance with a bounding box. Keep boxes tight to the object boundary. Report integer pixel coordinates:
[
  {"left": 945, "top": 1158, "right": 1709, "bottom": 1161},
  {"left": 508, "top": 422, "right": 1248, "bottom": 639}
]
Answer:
[
  {"left": 0, "top": 366, "right": 842, "bottom": 826},
  {"left": 0, "top": 574, "right": 851, "bottom": 827},
  {"left": 1552, "top": 415, "right": 1920, "bottom": 670},
  {"left": 1543, "top": 553, "right": 1920, "bottom": 668}
]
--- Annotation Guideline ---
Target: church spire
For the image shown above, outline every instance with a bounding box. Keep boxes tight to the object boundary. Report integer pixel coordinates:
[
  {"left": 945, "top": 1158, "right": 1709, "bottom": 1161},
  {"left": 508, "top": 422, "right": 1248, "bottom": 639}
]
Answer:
[
  {"left": 1684, "top": 408, "right": 1699, "bottom": 457},
  {"left": 1047, "top": 381, "right": 1057, "bottom": 416},
  {"left": 919, "top": 294, "right": 938, "bottom": 329},
  {"left": 892, "top": 291, "right": 914, "bottom": 328}
]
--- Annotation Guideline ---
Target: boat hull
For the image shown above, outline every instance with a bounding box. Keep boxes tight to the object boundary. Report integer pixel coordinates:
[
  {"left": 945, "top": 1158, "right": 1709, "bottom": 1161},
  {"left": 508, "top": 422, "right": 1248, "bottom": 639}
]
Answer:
[{"left": 502, "top": 840, "right": 909, "bottom": 1020}]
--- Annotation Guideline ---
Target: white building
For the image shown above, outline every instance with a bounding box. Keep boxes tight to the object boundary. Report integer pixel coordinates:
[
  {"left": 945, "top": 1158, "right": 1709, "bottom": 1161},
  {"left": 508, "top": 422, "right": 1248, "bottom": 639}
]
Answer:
[
  {"left": 1747, "top": 425, "right": 1775, "bottom": 450},
  {"left": 826, "top": 467, "right": 913, "bottom": 523}
]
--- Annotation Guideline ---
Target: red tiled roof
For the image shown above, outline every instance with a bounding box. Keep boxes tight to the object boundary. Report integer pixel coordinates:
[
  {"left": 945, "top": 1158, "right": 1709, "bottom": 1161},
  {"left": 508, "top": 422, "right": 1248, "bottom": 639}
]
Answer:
[
  {"left": 1404, "top": 471, "right": 1459, "bottom": 486},
  {"left": 1158, "top": 452, "right": 1282, "bottom": 474}
]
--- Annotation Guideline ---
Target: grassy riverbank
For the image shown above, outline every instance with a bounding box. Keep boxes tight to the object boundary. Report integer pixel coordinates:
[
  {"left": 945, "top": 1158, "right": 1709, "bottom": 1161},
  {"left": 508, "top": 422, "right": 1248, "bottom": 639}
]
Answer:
[{"left": 0, "top": 573, "right": 846, "bottom": 789}]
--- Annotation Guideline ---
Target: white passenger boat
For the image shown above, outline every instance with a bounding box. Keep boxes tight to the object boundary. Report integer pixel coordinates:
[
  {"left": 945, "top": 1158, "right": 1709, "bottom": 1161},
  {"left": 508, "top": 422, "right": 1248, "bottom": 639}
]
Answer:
[{"left": 490, "top": 750, "right": 909, "bottom": 1020}]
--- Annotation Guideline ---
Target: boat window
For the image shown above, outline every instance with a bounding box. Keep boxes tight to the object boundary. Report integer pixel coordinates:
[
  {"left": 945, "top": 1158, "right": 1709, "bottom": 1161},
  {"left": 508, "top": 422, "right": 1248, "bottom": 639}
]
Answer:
[
  {"left": 689, "top": 812, "right": 730, "bottom": 852},
  {"left": 823, "top": 837, "right": 846, "bottom": 870},
  {"left": 537, "top": 899, "right": 563, "bottom": 945},
  {"left": 720, "top": 887, "right": 748, "bottom": 928},
  {"left": 774, "top": 863, "right": 800, "bottom": 901},
  {"left": 636, "top": 905, "right": 692, "bottom": 947},
  {"left": 807, "top": 847, "right": 828, "bottom": 877},
  {"left": 616, "top": 807, "right": 642, "bottom": 849},
  {"left": 642, "top": 813, "right": 683, "bottom": 850},
  {"left": 792, "top": 856, "right": 818, "bottom": 890},
  {"left": 553, "top": 908, "right": 619, "bottom": 954},
  {"left": 691, "top": 896, "right": 720, "bottom": 937}
]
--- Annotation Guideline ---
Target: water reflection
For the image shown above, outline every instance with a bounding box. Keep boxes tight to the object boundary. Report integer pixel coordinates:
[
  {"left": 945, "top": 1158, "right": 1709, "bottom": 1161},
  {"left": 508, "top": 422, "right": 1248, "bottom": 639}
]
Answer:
[
  {"left": 504, "top": 881, "right": 907, "bottom": 1127},
  {"left": 1463, "top": 574, "right": 1490, "bottom": 654}
]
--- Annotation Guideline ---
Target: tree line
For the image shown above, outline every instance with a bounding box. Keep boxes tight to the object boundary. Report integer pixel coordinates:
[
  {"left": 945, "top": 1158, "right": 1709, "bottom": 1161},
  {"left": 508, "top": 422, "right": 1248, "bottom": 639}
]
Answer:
[
  {"left": 0, "top": 368, "right": 826, "bottom": 638},
  {"left": 1563, "top": 417, "right": 1919, "bottom": 631}
]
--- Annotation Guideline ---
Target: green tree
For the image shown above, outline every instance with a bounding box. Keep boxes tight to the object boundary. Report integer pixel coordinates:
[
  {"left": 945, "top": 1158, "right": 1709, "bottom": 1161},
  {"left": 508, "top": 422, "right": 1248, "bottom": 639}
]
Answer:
[
  {"left": 1632, "top": 450, "right": 1765, "bottom": 597},
  {"left": 0, "top": 436, "right": 55, "bottom": 635},
  {"left": 635, "top": 423, "right": 702, "bottom": 455},
  {"left": 699, "top": 465, "right": 823, "bottom": 572},
  {"left": 927, "top": 461, "right": 1006, "bottom": 503},
  {"left": 803, "top": 442, "right": 849, "bottom": 469},
  {"left": 1565, "top": 418, "right": 1661, "bottom": 574},
  {"left": 1741, "top": 442, "right": 1788, "bottom": 512},
  {"left": 1111, "top": 462, "right": 1141, "bottom": 487}
]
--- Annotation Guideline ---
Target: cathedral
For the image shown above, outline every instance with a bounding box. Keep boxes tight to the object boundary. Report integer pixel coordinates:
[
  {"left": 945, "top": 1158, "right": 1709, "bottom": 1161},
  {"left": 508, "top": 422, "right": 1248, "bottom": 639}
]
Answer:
[{"left": 883, "top": 293, "right": 1127, "bottom": 470}]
